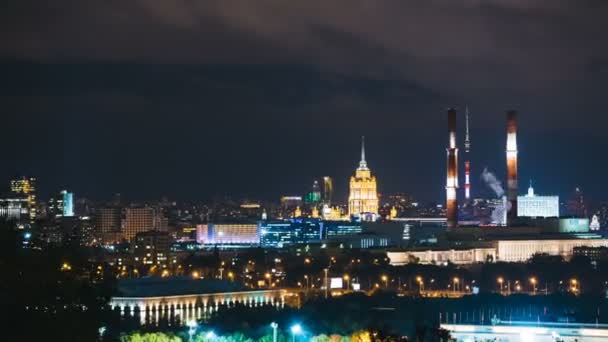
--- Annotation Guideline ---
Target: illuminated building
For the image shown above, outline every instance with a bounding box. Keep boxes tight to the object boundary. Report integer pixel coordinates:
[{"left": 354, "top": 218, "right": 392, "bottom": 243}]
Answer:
[
  {"left": 96, "top": 207, "right": 121, "bottom": 233},
  {"left": 10, "top": 176, "right": 37, "bottom": 223},
  {"left": 322, "top": 205, "right": 345, "bottom": 221},
  {"left": 324, "top": 221, "right": 362, "bottom": 238},
  {"left": 196, "top": 223, "right": 259, "bottom": 245},
  {"left": 48, "top": 190, "right": 75, "bottom": 218},
  {"left": 62, "top": 191, "right": 74, "bottom": 216},
  {"left": 348, "top": 136, "right": 378, "bottom": 219},
  {"left": 259, "top": 219, "right": 323, "bottom": 247},
  {"left": 311, "top": 206, "right": 319, "bottom": 218},
  {"left": 293, "top": 206, "right": 302, "bottom": 218},
  {"left": 323, "top": 176, "right": 333, "bottom": 204},
  {"left": 517, "top": 182, "right": 559, "bottom": 218},
  {"left": 123, "top": 207, "right": 166, "bottom": 241},
  {"left": 567, "top": 187, "right": 587, "bottom": 218},
  {"left": 133, "top": 231, "right": 171, "bottom": 266},
  {"left": 389, "top": 207, "right": 397, "bottom": 220},
  {"left": 0, "top": 197, "right": 29, "bottom": 222},
  {"left": 303, "top": 180, "right": 322, "bottom": 204}
]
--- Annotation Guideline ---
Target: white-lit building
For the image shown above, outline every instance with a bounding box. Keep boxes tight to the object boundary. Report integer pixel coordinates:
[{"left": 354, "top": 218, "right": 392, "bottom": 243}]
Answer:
[
  {"left": 388, "top": 238, "right": 608, "bottom": 265},
  {"left": 517, "top": 183, "right": 559, "bottom": 218},
  {"left": 196, "top": 223, "right": 259, "bottom": 245}
]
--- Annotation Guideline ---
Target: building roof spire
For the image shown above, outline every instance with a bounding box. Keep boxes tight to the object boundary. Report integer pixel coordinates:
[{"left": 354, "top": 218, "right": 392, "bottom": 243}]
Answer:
[{"left": 359, "top": 136, "right": 368, "bottom": 170}]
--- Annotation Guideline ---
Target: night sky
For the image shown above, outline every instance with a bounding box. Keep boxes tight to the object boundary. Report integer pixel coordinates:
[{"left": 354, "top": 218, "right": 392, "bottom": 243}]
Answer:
[{"left": 1, "top": 1, "right": 607, "bottom": 203}]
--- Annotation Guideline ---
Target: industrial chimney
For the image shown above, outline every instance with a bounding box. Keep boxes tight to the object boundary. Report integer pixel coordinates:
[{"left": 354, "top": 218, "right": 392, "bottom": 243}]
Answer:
[
  {"left": 506, "top": 110, "right": 518, "bottom": 224},
  {"left": 446, "top": 108, "right": 459, "bottom": 229}
]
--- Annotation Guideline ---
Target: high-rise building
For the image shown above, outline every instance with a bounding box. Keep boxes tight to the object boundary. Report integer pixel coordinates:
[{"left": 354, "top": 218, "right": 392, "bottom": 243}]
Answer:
[
  {"left": 48, "top": 190, "right": 75, "bottom": 218},
  {"left": 96, "top": 207, "right": 122, "bottom": 234},
  {"left": 123, "top": 207, "right": 156, "bottom": 241},
  {"left": 567, "top": 187, "right": 587, "bottom": 218},
  {"left": 517, "top": 181, "right": 559, "bottom": 218},
  {"left": 348, "top": 136, "right": 378, "bottom": 219},
  {"left": 304, "top": 180, "right": 322, "bottom": 204},
  {"left": 323, "top": 176, "right": 333, "bottom": 204},
  {"left": 133, "top": 231, "right": 171, "bottom": 266},
  {"left": 10, "top": 176, "right": 37, "bottom": 223}
]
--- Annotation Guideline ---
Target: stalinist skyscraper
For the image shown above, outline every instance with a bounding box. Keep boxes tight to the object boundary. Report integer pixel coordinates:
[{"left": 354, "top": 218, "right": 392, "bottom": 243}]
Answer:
[{"left": 348, "top": 136, "right": 379, "bottom": 219}]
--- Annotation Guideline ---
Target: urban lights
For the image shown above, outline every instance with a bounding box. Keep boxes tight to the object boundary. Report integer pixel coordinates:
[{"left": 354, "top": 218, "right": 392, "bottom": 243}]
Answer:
[
  {"left": 186, "top": 320, "right": 197, "bottom": 342},
  {"left": 290, "top": 324, "right": 302, "bottom": 342},
  {"left": 270, "top": 322, "right": 279, "bottom": 342}
]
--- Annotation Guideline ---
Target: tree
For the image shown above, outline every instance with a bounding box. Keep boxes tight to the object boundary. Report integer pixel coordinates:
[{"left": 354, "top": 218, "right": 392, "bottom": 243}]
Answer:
[{"left": 351, "top": 330, "right": 372, "bottom": 342}]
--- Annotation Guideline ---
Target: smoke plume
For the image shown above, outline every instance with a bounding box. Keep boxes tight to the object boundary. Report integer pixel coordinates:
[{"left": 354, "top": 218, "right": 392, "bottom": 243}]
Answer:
[{"left": 481, "top": 167, "right": 504, "bottom": 198}]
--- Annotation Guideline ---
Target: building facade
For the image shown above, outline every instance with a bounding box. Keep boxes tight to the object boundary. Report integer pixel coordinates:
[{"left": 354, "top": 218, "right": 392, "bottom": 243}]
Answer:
[
  {"left": 196, "top": 223, "right": 259, "bottom": 245},
  {"left": 10, "top": 176, "right": 37, "bottom": 223},
  {"left": 123, "top": 207, "right": 156, "bottom": 241},
  {"left": 517, "top": 183, "right": 559, "bottom": 218},
  {"left": 348, "top": 137, "right": 378, "bottom": 219}
]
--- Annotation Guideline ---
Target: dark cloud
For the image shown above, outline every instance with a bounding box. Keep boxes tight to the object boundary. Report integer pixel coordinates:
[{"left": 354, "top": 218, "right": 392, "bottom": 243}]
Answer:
[{"left": 1, "top": 1, "right": 607, "bottom": 202}]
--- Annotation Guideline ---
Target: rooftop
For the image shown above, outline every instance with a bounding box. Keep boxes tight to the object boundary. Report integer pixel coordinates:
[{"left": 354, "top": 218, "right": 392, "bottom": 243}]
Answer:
[{"left": 116, "top": 277, "right": 247, "bottom": 297}]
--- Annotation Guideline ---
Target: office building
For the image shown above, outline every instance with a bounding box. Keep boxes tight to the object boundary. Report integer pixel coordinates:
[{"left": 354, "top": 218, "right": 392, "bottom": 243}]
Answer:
[
  {"left": 0, "top": 197, "right": 29, "bottom": 222},
  {"left": 123, "top": 207, "right": 156, "bottom": 241},
  {"left": 259, "top": 219, "right": 323, "bottom": 247},
  {"left": 48, "top": 190, "right": 75, "bottom": 218},
  {"left": 196, "top": 223, "right": 259, "bottom": 245},
  {"left": 517, "top": 182, "right": 559, "bottom": 218},
  {"left": 133, "top": 231, "right": 171, "bottom": 266},
  {"left": 10, "top": 176, "right": 37, "bottom": 222}
]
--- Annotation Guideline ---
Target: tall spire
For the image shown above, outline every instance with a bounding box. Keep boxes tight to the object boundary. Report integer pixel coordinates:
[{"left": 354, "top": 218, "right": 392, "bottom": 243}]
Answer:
[{"left": 359, "top": 136, "right": 368, "bottom": 170}]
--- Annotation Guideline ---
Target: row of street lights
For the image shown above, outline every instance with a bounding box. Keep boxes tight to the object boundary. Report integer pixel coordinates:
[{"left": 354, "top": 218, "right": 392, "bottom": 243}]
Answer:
[{"left": 187, "top": 321, "right": 303, "bottom": 342}]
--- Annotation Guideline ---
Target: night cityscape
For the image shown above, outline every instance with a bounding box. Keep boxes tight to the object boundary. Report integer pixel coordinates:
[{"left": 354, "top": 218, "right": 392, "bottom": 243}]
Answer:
[{"left": 3, "top": 2, "right": 608, "bottom": 342}]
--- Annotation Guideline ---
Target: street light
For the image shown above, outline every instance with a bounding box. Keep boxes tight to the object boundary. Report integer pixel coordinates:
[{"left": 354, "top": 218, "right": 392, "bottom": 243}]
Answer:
[
  {"left": 291, "top": 324, "right": 302, "bottom": 342},
  {"left": 570, "top": 278, "right": 579, "bottom": 294},
  {"left": 381, "top": 275, "right": 388, "bottom": 288},
  {"left": 529, "top": 277, "right": 537, "bottom": 295},
  {"left": 416, "top": 276, "right": 424, "bottom": 292},
  {"left": 270, "top": 322, "right": 279, "bottom": 342},
  {"left": 343, "top": 274, "right": 350, "bottom": 290},
  {"left": 497, "top": 277, "right": 504, "bottom": 294},
  {"left": 453, "top": 277, "right": 460, "bottom": 294}
]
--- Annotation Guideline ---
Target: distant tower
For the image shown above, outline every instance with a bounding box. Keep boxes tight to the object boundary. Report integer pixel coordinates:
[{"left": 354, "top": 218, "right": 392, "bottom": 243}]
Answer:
[
  {"left": 446, "top": 109, "right": 459, "bottom": 229},
  {"left": 323, "top": 176, "right": 333, "bottom": 204},
  {"left": 348, "top": 136, "right": 379, "bottom": 219},
  {"left": 506, "top": 110, "right": 518, "bottom": 224},
  {"left": 464, "top": 106, "right": 471, "bottom": 201}
]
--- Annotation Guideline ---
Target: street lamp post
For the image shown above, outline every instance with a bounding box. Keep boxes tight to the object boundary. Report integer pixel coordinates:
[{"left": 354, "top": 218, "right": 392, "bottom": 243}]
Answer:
[
  {"left": 453, "top": 277, "right": 459, "bottom": 294},
  {"left": 291, "top": 324, "right": 302, "bottom": 342},
  {"left": 530, "top": 277, "right": 537, "bottom": 295},
  {"left": 270, "top": 322, "right": 278, "bottom": 342},
  {"left": 381, "top": 275, "right": 388, "bottom": 289},
  {"left": 324, "top": 268, "right": 329, "bottom": 299},
  {"left": 497, "top": 277, "right": 504, "bottom": 294},
  {"left": 343, "top": 274, "right": 350, "bottom": 290},
  {"left": 186, "top": 320, "right": 197, "bottom": 342}
]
